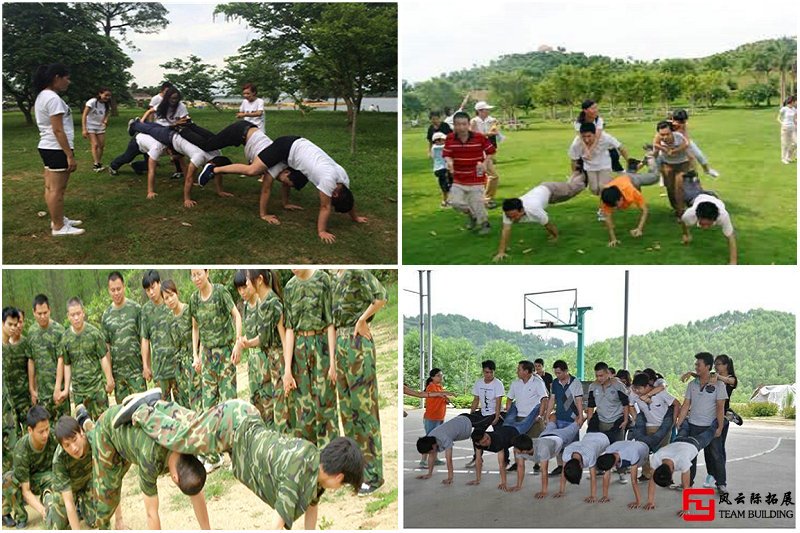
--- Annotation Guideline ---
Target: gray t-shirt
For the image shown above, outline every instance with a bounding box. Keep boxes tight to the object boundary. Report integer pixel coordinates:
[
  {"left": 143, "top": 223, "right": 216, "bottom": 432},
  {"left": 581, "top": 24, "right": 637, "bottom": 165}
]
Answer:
[
  {"left": 630, "top": 390, "right": 676, "bottom": 427},
  {"left": 588, "top": 380, "right": 630, "bottom": 423},
  {"left": 604, "top": 440, "right": 649, "bottom": 468},
  {"left": 430, "top": 415, "right": 473, "bottom": 451},
  {"left": 685, "top": 378, "right": 728, "bottom": 426},
  {"left": 660, "top": 131, "right": 689, "bottom": 164},
  {"left": 562, "top": 432, "right": 610, "bottom": 469}
]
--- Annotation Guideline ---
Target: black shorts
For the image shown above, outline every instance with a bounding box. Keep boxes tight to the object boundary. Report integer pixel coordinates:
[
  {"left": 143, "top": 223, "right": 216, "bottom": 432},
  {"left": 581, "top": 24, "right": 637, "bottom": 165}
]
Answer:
[
  {"left": 38, "top": 148, "right": 73, "bottom": 171},
  {"left": 256, "top": 135, "right": 301, "bottom": 168}
]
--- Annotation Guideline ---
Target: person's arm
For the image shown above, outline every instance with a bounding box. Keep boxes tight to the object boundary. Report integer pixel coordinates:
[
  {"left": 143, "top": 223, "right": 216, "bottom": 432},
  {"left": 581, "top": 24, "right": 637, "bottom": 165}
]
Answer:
[
  {"left": 575, "top": 395, "right": 585, "bottom": 427},
  {"left": 81, "top": 106, "right": 90, "bottom": 139},
  {"left": 628, "top": 465, "right": 642, "bottom": 509},
  {"left": 27, "top": 359, "right": 37, "bottom": 405},
  {"left": 258, "top": 173, "right": 280, "bottom": 225},
  {"left": 354, "top": 297, "right": 386, "bottom": 339},
  {"left": 100, "top": 353, "right": 115, "bottom": 393},
  {"left": 146, "top": 156, "right": 159, "bottom": 199},
  {"left": 54, "top": 356, "right": 65, "bottom": 403},
  {"left": 317, "top": 192, "right": 335, "bottom": 243},
  {"left": 141, "top": 338, "right": 152, "bottom": 382},
  {"left": 283, "top": 328, "right": 297, "bottom": 393},
  {"left": 417, "top": 450, "right": 437, "bottom": 480},
  {"left": 512, "top": 454, "right": 525, "bottom": 491},
  {"left": 492, "top": 396, "right": 502, "bottom": 425},
  {"left": 497, "top": 449, "right": 508, "bottom": 490},
  {"left": 676, "top": 396, "right": 691, "bottom": 428},
  {"left": 493, "top": 224, "right": 513, "bottom": 262},
  {"left": 604, "top": 212, "right": 619, "bottom": 246},
  {"left": 62, "top": 490, "right": 82, "bottom": 530},
  {"left": 347, "top": 204, "right": 367, "bottom": 224},
  {"left": 141, "top": 107, "right": 156, "bottom": 122},
  {"left": 631, "top": 204, "right": 648, "bottom": 237},
  {"left": 304, "top": 504, "right": 319, "bottom": 530},
  {"left": 326, "top": 323, "right": 337, "bottom": 383},
  {"left": 536, "top": 459, "right": 549, "bottom": 498},
  {"left": 183, "top": 169, "right": 198, "bottom": 208},
  {"left": 191, "top": 317, "right": 201, "bottom": 372},
  {"left": 545, "top": 395, "right": 555, "bottom": 421},
  {"left": 504, "top": 396, "right": 513, "bottom": 413},
  {"left": 585, "top": 467, "right": 598, "bottom": 503},
  {"left": 443, "top": 447, "right": 454, "bottom": 485},
  {"left": 63, "top": 364, "right": 72, "bottom": 401},
  {"left": 470, "top": 395, "right": 479, "bottom": 413},
  {"left": 230, "top": 305, "right": 243, "bottom": 364},
  {"left": 553, "top": 467, "right": 567, "bottom": 497},
  {"left": 444, "top": 156, "right": 454, "bottom": 174},
  {"left": 600, "top": 471, "right": 611, "bottom": 502},
  {"left": 20, "top": 481, "right": 47, "bottom": 517},
  {"left": 672, "top": 399, "right": 681, "bottom": 426},
  {"left": 50, "top": 114, "right": 77, "bottom": 171},
  {"left": 190, "top": 491, "right": 211, "bottom": 529},
  {"left": 715, "top": 399, "right": 725, "bottom": 437},
  {"left": 727, "top": 233, "right": 738, "bottom": 265},
  {"left": 143, "top": 494, "right": 160, "bottom": 529}
]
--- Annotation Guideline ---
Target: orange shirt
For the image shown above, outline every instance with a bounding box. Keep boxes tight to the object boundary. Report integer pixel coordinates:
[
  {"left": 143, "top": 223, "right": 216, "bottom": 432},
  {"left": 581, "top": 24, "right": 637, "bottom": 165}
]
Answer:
[
  {"left": 601, "top": 175, "right": 645, "bottom": 214},
  {"left": 424, "top": 383, "right": 447, "bottom": 421}
]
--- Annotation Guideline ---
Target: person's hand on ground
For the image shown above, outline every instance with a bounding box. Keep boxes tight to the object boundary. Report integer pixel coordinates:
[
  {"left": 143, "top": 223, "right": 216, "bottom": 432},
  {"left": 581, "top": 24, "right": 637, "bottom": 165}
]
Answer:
[
  {"left": 261, "top": 214, "right": 280, "bottom": 225},
  {"left": 319, "top": 231, "right": 336, "bottom": 243}
]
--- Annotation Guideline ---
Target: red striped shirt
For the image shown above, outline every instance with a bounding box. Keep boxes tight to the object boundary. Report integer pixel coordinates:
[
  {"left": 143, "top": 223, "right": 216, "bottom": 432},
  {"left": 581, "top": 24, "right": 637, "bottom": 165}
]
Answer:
[{"left": 443, "top": 131, "right": 496, "bottom": 185}]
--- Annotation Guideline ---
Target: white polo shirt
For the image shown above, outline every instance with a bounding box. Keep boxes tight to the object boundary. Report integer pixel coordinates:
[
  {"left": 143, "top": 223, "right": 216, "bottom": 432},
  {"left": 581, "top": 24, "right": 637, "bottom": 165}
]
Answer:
[
  {"left": 507, "top": 374, "right": 549, "bottom": 417},
  {"left": 502, "top": 185, "right": 551, "bottom": 226},
  {"left": 287, "top": 138, "right": 350, "bottom": 197},
  {"left": 568, "top": 132, "right": 621, "bottom": 171}
]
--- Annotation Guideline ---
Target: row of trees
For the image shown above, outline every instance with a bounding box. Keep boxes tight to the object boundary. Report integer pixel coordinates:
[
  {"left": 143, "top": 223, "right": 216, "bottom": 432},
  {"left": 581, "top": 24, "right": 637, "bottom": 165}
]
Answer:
[
  {"left": 403, "top": 309, "right": 796, "bottom": 403},
  {"left": 403, "top": 38, "right": 796, "bottom": 121}
]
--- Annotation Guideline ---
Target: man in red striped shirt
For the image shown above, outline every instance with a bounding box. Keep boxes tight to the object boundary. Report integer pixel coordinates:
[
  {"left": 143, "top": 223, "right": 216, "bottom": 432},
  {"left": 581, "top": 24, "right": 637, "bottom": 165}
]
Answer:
[{"left": 444, "top": 112, "right": 496, "bottom": 235}]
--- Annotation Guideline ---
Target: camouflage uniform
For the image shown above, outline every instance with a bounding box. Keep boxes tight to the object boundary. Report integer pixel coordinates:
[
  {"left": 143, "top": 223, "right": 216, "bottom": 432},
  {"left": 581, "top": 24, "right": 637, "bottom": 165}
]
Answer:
[
  {"left": 169, "top": 307, "right": 202, "bottom": 411},
  {"left": 131, "top": 399, "right": 322, "bottom": 529},
  {"left": 89, "top": 404, "right": 170, "bottom": 529},
  {"left": 141, "top": 300, "right": 179, "bottom": 401},
  {"left": 259, "top": 291, "right": 288, "bottom": 432},
  {"left": 60, "top": 323, "right": 109, "bottom": 419},
  {"left": 284, "top": 270, "right": 339, "bottom": 448},
  {"left": 2, "top": 337, "right": 32, "bottom": 433},
  {"left": 27, "top": 321, "right": 69, "bottom": 422},
  {"left": 2, "top": 389, "right": 18, "bottom": 474},
  {"left": 1, "top": 432, "right": 58, "bottom": 523},
  {"left": 333, "top": 269, "right": 386, "bottom": 487},
  {"left": 101, "top": 300, "right": 145, "bottom": 402},
  {"left": 243, "top": 300, "right": 272, "bottom": 424},
  {"left": 46, "top": 443, "right": 95, "bottom": 529}
]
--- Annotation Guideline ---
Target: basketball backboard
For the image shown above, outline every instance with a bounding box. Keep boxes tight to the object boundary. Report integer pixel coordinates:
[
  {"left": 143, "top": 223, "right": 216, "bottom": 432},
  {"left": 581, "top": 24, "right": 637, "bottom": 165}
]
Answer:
[{"left": 523, "top": 288, "right": 578, "bottom": 329}]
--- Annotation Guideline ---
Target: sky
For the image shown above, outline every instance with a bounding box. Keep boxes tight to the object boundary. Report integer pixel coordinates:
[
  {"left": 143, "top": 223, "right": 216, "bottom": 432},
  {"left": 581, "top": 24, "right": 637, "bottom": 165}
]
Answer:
[
  {"left": 399, "top": 267, "right": 797, "bottom": 345},
  {"left": 401, "top": 0, "right": 798, "bottom": 83}
]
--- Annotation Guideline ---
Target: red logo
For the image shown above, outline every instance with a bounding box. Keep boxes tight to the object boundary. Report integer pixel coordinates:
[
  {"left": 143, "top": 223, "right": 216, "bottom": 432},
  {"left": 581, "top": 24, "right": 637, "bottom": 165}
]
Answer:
[{"left": 683, "top": 488, "right": 716, "bottom": 521}]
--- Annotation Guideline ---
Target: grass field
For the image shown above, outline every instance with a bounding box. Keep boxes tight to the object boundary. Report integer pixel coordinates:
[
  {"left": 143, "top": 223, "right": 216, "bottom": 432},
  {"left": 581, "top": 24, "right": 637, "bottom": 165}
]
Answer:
[
  {"left": 402, "top": 106, "right": 796, "bottom": 264},
  {"left": 2, "top": 108, "right": 397, "bottom": 264}
]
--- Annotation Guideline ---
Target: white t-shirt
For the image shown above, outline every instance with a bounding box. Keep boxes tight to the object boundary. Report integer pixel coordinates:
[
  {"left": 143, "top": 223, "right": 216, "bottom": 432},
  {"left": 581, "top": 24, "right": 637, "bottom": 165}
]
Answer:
[
  {"left": 171, "top": 135, "right": 220, "bottom": 168},
  {"left": 156, "top": 102, "right": 189, "bottom": 126},
  {"left": 779, "top": 106, "right": 796, "bottom": 128},
  {"left": 629, "top": 390, "right": 676, "bottom": 427},
  {"left": 287, "top": 138, "right": 350, "bottom": 197},
  {"left": 604, "top": 440, "right": 649, "bottom": 468},
  {"left": 568, "top": 132, "right": 621, "bottom": 171},
  {"left": 135, "top": 133, "right": 165, "bottom": 161},
  {"left": 240, "top": 98, "right": 265, "bottom": 131},
  {"left": 574, "top": 116, "right": 605, "bottom": 131},
  {"left": 681, "top": 194, "right": 734, "bottom": 237},
  {"left": 471, "top": 115, "right": 498, "bottom": 135},
  {"left": 503, "top": 185, "right": 551, "bottom": 226},
  {"left": 35, "top": 89, "right": 74, "bottom": 150},
  {"left": 472, "top": 378, "right": 505, "bottom": 416},
  {"left": 507, "top": 375, "right": 549, "bottom": 417},
  {"left": 562, "top": 432, "right": 610, "bottom": 469},
  {"left": 84, "top": 98, "right": 107, "bottom": 130},
  {"left": 244, "top": 129, "right": 273, "bottom": 164},
  {"left": 650, "top": 441, "right": 698, "bottom": 473},
  {"left": 148, "top": 94, "right": 163, "bottom": 109}
]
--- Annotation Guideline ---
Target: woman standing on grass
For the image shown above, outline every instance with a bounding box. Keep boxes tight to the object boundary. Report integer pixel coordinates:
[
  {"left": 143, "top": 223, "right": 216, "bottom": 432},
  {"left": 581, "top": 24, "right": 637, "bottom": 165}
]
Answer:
[
  {"left": 82, "top": 87, "right": 111, "bottom": 172},
  {"left": 778, "top": 95, "right": 796, "bottom": 164},
  {"left": 34, "top": 63, "right": 83, "bottom": 236}
]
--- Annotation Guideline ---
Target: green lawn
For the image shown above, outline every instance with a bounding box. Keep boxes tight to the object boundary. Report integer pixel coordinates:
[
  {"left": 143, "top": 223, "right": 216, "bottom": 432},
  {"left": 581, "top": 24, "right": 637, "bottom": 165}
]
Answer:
[
  {"left": 3, "top": 108, "right": 397, "bottom": 264},
  {"left": 402, "top": 106, "right": 796, "bottom": 264}
]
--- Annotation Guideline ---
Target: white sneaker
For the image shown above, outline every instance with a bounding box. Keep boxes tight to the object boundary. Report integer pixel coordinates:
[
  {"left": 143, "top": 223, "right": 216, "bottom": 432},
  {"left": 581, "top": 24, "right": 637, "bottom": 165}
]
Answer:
[
  {"left": 203, "top": 456, "right": 224, "bottom": 473},
  {"left": 782, "top": 159, "right": 790, "bottom": 165},
  {"left": 618, "top": 472, "right": 629, "bottom": 484},
  {"left": 52, "top": 224, "right": 85, "bottom": 236},
  {"left": 52, "top": 217, "right": 83, "bottom": 229},
  {"left": 703, "top": 474, "right": 715, "bottom": 488},
  {"left": 707, "top": 168, "right": 720, "bottom": 178}
]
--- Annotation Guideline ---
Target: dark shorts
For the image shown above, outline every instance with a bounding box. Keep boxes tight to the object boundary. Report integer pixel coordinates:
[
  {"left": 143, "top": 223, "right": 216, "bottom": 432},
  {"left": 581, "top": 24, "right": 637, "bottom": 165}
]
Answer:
[
  {"left": 38, "top": 148, "right": 73, "bottom": 171},
  {"left": 434, "top": 168, "right": 452, "bottom": 192},
  {"left": 256, "top": 135, "right": 301, "bottom": 168}
]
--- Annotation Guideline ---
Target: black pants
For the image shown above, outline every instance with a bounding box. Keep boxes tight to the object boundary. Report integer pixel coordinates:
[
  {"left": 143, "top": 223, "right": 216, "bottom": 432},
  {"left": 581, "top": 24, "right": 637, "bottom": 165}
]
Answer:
[
  {"left": 434, "top": 168, "right": 453, "bottom": 193},
  {"left": 255, "top": 135, "right": 301, "bottom": 167},
  {"left": 110, "top": 137, "right": 145, "bottom": 171},
  {"left": 177, "top": 120, "right": 255, "bottom": 152}
]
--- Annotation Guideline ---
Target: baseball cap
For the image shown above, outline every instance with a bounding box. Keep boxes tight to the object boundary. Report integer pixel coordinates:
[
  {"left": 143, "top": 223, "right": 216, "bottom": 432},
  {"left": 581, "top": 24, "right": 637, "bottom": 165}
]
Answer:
[
  {"left": 431, "top": 132, "right": 447, "bottom": 141},
  {"left": 474, "top": 101, "right": 494, "bottom": 111}
]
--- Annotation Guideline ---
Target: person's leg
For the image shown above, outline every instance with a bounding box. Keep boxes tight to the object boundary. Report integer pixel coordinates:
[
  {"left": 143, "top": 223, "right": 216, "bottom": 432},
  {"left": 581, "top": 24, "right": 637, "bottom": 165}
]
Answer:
[
  {"left": 114, "top": 372, "right": 146, "bottom": 406},
  {"left": 132, "top": 121, "right": 176, "bottom": 147},
  {"left": 267, "top": 347, "right": 289, "bottom": 433},
  {"left": 95, "top": 132, "right": 105, "bottom": 164},
  {"left": 448, "top": 184, "right": 471, "bottom": 216},
  {"left": 289, "top": 336, "right": 317, "bottom": 442},
  {"left": 587, "top": 171, "right": 601, "bottom": 196},
  {"left": 662, "top": 165, "right": 678, "bottom": 212},
  {"left": 640, "top": 407, "right": 675, "bottom": 451},
  {"left": 200, "top": 345, "right": 224, "bottom": 464},
  {"left": 45, "top": 489, "right": 69, "bottom": 529},
  {"left": 502, "top": 404, "right": 519, "bottom": 427},
  {"left": 44, "top": 169, "right": 70, "bottom": 230},
  {"left": 630, "top": 171, "right": 660, "bottom": 189},
  {"left": 88, "top": 133, "right": 100, "bottom": 165},
  {"left": 80, "top": 390, "right": 109, "bottom": 420},
  {"left": 179, "top": 120, "right": 255, "bottom": 152},
  {"left": 688, "top": 141, "right": 709, "bottom": 167},
  {"left": 248, "top": 348, "right": 273, "bottom": 425},
  {"left": 1, "top": 471, "right": 25, "bottom": 523},
  {"left": 708, "top": 420, "right": 728, "bottom": 487},
  {"left": 313, "top": 334, "right": 339, "bottom": 449},
  {"left": 90, "top": 423, "right": 128, "bottom": 530},
  {"left": 510, "top": 405, "right": 541, "bottom": 435},
  {"left": 110, "top": 137, "right": 143, "bottom": 171},
  {"left": 469, "top": 185, "right": 489, "bottom": 225}
]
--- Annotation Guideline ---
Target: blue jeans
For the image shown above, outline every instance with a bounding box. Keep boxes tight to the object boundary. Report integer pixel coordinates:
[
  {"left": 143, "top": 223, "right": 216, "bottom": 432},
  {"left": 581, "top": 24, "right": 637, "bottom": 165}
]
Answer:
[
  {"left": 423, "top": 418, "right": 443, "bottom": 435},
  {"left": 703, "top": 419, "right": 728, "bottom": 486},
  {"left": 502, "top": 404, "right": 540, "bottom": 435},
  {"left": 555, "top": 418, "right": 574, "bottom": 429},
  {"left": 110, "top": 137, "right": 146, "bottom": 171},
  {"left": 676, "top": 419, "right": 720, "bottom": 486},
  {"left": 133, "top": 121, "right": 176, "bottom": 148},
  {"left": 631, "top": 406, "right": 675, "bottom": 452}
]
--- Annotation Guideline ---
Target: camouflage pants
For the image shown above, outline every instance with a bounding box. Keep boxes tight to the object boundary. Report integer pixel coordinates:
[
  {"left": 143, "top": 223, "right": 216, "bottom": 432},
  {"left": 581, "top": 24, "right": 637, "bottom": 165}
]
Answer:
[
  {"left": 112, "top": 371, "right": 146, "bottom": 404},
  {"left": 9, "top": 399, "right": 30, "bottom": 436},
  {"left": 39, "top": 398, "right": 70, "bottom": 425},
  {"left": 266, "top": 346, "right": 288, "bottom": 433},
  {"left": 201, "top": 345, "right": 237, "bottom": 408},
  {"left": 46, "top": 486, "right": 95, "bottom": 529},
  {"left": 73, "top": 389, "right": 109, "bottom": 420},
  {"left": 2, "top": 398, "right": 18, "bottom": 474},
  {"left": 157, "top": 378, "right": 179, "bottom": 402},
  {"left": 336, "top": 331, "right": 383, "bottom": 486},
  {"left": 2, "top": 470, "right": 54, "bottom": 522},
  {"left": 176, "top": 356, "right": 202, "bottom": 411},
  {"left": 89, "top": 412, "right": 132, "bottom": 530},
  {"left": 131, "top": 399, "right": 259, "bottom": 455},
  {"left": 248, "top": 348, "right": 273, "bottom": 426},
  {"left": 287, "top": 334, "right": 339, "bottom": 447}
]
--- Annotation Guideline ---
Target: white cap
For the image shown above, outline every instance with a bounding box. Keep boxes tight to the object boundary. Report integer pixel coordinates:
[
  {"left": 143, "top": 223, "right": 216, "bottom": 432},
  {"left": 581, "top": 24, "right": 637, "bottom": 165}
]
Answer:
[
  {"left": 474, "top": 101, "right": 494, "bottom": 111},
  {"left": 431, "top": 132, "right": 447, "bottom": 141}
]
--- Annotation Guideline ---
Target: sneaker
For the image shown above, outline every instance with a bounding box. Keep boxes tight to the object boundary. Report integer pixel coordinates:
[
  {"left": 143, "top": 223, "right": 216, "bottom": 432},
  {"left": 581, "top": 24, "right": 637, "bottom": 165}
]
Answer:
[
  {"left": 93, "top": 163, "right": 105, "bottom": 172},
  {"left": 707, "top": 168, "right": 720, "bottom": 178},
  {"left": 358, "top": 483, "right": 380, "bottom": 496},
  {"left": 716, "top": 484, "right": 728, "bottom": 495},
  {"left": 548, "top": 465, "right": 563, "bottom": 477},
  {"left": 434, "top": 459, "right": 445, "bottom": 466},
  {"left": 782, "top": 159, "right": 790, "bottom": 165},
  {"left": 127, "top": 117, "right": 139, "bottom": 136},
  {"left": 14, "top": 519, "right": 26, "bottom": 529},
  {"left": 108, "top": 166, "right": 119, "bottom": 176},
  {"left": 112, "top": 388, "right": 162, "bottom": 428},
  {"left": 638, "top": 473, "right": 649, "bottom": 482},
  {"left": 465, "top": 458, "right": 476, "bottom": 469},
  {"left": 440, "top": 201, "right": 449, "bottom": 208},
  {"left": 204, "top": 456, "right": 224, "bottom": 474},
  {"left": 726, "top": 409, "right": 743, "bottom": 426},
  {"left": 533, "top": 463, "right": 541, "bottom": 472},
  {"left": 418, "top": 459, "right": 427, "bottom": 468},
  {"left": 703, "top": 474, "right": 716, "bottom": 488},
  {"left": 51, "top": 217, "right": 83, "bottom": 229},
  {"left": 171, "top": 172, "right": 184, "bottom": 180},
  {"left": 486, "top": 199, "right": 498, "bottom": 209},
  {"left": 52, "top": 223, "right": 85, "bottom": 237},
  {"left": 198, "top": 163, "right": 215, "bottom": 187},
  {"left": 477, "top": 222, "right": 491, "bottom": 235},
  {"left": 464, "top": 215, "right": 477, "bottom": 230},
  {"left": 596, "top": 208, "right": 606, "bottom": 222},
  {"left": 3, "top": 514, "right": 16, "bottom": 527},
  {"left": 618, "top": 472, "right": 629, "bottom": 484},
  {"left": 507, "top": 463, "right": 518, "bottom": 472}
]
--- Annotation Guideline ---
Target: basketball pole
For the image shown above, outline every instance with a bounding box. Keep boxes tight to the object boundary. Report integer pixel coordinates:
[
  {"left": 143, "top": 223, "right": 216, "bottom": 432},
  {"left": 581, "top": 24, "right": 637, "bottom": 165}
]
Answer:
[
  {"left": 427, "top": 270, "right": 433, "bottom": 375},
  {"left": 575, "top": 306, "right": 592, "bottom": 380},
  {"left": 418, "top": 271, "right": 425, "bottom": 408},
  {"left": 623, "top": 270, "right": 630, "bottom": 371}
]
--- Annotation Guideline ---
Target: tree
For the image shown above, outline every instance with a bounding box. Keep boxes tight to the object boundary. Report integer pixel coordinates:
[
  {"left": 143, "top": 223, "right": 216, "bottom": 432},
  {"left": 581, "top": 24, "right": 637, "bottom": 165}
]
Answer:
[
  {"left": 80, "top": 3, "right": 170, "bottom": 46},
  {"left": 414, "top": 78, "right": 463, "bottom": 113},
  {"left": 221, "top": 43, "right": 284, "bottom": 103},
  {"left": 767, "top": 37, "right": 797, "bottom": 103},
  {"left": 214, "top": 2, "right": 397, "bottom": 155},
  {"left": 488, "top": 70, "right": 534, "bottom": 120},
  {"left": 740, "top": 82, "right": 779, "bottom": 107},
  {"left": 2, "top": 3, "right": 132, "bottom": 124},
  {"left": 402, "top": 91, "right": 425, "bottom": 123},
  {"left": 160, "top": 55, "right": 222, "bottom": 110},
  {"left": 657, "top": 72, "right": 683, "bottom": 114}
]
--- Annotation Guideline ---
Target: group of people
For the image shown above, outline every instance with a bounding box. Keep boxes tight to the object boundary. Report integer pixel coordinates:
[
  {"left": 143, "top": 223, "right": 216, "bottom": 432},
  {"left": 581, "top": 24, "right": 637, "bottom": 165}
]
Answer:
[
  {"left": 33, "top": 63, "right": 365, "bottom": 243},
  {"left": 425, "top": 97, "right": 746, "bottom": 264},
  {"left": 414, "top": 353, "right": 740, "bottom": 515},
  {"left": 2, "top": 268, "right": 388, "bottom": 529}
]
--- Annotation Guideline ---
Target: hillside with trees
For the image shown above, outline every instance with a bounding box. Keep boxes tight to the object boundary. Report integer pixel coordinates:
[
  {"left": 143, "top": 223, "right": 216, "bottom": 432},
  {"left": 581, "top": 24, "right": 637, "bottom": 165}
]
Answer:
[{"left": 404, "top": 309, "right": 795, "bottom": 402}]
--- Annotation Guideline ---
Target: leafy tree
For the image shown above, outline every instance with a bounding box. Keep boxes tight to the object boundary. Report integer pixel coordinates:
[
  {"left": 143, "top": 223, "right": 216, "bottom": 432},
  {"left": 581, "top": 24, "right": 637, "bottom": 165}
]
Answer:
[
  {"left": 767, "top": 36, "right": 797, "bottom": 102},
  {"left": 657, "top": 72, "right": 683, "bottom": 114},
  {"left": 402, "top": 91, "right": 425, "bottom": 122},
  {"left": 2, "top": 3, "right": 132, "bottom": 124},
  {"left": 413, "top": 78, "right": 462, "bottom": 114},
  {"left": 488, "top": 70, "right": 534, "bottom": 120},
  {"left": 160, "top": 55, "right": 222, "bottom": 110},
  {"left": 79, "top": 3, "right": 170, "bottom": 46},
  {"left": 221, "top": 45, "right": 283, "bottom": 103},
  {"left": 740, "top": 82, "right": 780, "bottom": 107}
]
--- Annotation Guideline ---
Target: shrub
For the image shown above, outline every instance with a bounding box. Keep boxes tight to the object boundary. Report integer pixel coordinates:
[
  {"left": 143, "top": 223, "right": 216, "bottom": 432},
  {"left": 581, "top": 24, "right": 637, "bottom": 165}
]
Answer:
[
  {"left": 783, "top": 406, "right": 796, "bottom": 420},
  {"left": 450, "top": 394, "right": 474, "bottom": 409},
  {"left": 749, "top": 402, "right": 779, "bottom": 417}
]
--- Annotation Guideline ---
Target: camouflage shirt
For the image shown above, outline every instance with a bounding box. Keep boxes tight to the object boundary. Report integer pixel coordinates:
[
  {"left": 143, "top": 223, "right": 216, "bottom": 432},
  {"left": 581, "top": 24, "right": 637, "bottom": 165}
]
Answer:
[
  {"left": 168, "top": 306, "right": 194, "bottom": 366},
  {"left": 242, "top": 300, "right": 261, "bottom": 342},
  {"left": 258, "top": 291, "right": 283, "bottom": 350},
  {"left": 141, "top": 300, "right": 177, "bottom": 381},
  {"left": 333, "top": 270, "right": 388, "bottom": 328},
  {"left": 52, "top": 443, "right": 92, "bottom": 494},
  {"left": 2, "top": 337, "right": 31, "bottom": 407},
  {"left": 284, "top": 270, "right": 333, "bottom": 332},
  {"left": 100, "top": 300, "right": 143, "bottom": 376},
  {"left": 60, "top": 323, "right": 107, "bottom": 397},
  {"left": 27, "top": 321, "right": 65, "bottom": 401},
  {"left": 13, "top": 432, "right": 58, "bottom": 484},
  {"left": 231, "top": 415, "right": 322, "bottom": 529},
  {"left": 188, "top": 284, "right": 235, "bottom": 349},
  {"left": 94, "top": 405, "right": 170, "bottom": 496}
]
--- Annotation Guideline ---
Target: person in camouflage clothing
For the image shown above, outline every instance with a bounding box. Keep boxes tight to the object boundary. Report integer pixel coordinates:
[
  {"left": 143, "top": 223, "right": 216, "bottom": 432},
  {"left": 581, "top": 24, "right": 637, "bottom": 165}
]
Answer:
[
  {"left": 27, "top": 295, "right": 69, "bottom": 422},
  {"left": 1, "top": 406, "right": 57, "bottom": 529},
  {"left": 333, "top": 269, "right": 388, "bottom": 495},
  {"left": 2, "top": 389, "right": 18, "bottom": 479},
  {"left": 101, "top": 271, "right": 145, "bottom": 403},
  {"left": 80, "top": 399, "right": 210, "bottom": 529},
  {"left": 61, "top": 298, "right": 115, "bottom": 419},
  {"left": 116, "top": 393, "right": 364, "bottom": 530},
  {"left": 161, "top": 280, "right": 202, "bottom": 411},
  {"left": 2, "top": 307, "right": 32, "bottom": 435},
  {"left": 140, "top": 270, "right": 179, "bottom": 401},
  {"left": 188, "top": 269, "right": 242, "bottom": 471},
  {"left": 283, "top": 269, "right": 339, "bottom": 448}
]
